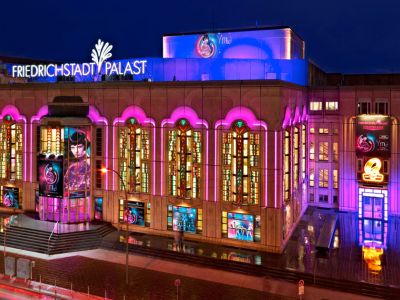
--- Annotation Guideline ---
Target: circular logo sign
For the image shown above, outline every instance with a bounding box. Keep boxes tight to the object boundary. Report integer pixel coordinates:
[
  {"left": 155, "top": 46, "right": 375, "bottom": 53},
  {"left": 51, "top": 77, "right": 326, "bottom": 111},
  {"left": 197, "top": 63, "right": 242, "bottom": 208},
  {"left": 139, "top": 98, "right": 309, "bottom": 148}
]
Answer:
[{"left": 196, "top": 34, "right": 216, "bottom": 58}]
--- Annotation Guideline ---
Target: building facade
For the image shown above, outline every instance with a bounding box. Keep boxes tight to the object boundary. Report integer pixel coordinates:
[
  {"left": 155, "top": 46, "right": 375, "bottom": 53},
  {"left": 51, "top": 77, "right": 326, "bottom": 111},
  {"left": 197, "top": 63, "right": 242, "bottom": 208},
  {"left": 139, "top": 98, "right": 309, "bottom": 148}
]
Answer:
[{"left": 0, "top": 27, "right": 398, "bottom": 253}]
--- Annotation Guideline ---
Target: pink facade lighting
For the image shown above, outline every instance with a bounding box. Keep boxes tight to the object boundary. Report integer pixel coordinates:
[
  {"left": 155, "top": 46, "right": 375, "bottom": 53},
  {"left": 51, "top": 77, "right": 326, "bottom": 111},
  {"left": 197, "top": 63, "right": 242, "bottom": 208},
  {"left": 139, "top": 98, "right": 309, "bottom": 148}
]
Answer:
[
  {"left": 274, "top": 130, "right": 278, "bottom": 208},
  {"left": 0, "top": 105, "right": 28, "bottom": 181},
  {"left": 88, "top": 106, "right": 109, "bottom": 189},
  {"left": 160, "top": 107, "right": 209, "bottom": 200},
  {"left": 112, "top": 106, "right": 156, "bottom": 194},
  {"left": 215, "top": 107, "right": 268, "bottom": 206}
]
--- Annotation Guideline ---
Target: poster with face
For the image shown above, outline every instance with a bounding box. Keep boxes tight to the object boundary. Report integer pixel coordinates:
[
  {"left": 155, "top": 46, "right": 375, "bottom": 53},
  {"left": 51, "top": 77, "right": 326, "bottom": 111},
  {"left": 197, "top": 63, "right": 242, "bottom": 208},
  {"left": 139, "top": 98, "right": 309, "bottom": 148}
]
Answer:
[
  {"left": 356, "top": 116, "right": 390, "bottom": 158},
  {"left": 227, "top": 213, "right": 254, "bottom": 242},
  {"left": 2, "top": 186, "right": 19, "bottom": 208},
  {"left": 38, "top": 155, "right": 64, "bottom": 198},
  {"left": 63, "top": 127, "right": 91, "bottom": 199}
]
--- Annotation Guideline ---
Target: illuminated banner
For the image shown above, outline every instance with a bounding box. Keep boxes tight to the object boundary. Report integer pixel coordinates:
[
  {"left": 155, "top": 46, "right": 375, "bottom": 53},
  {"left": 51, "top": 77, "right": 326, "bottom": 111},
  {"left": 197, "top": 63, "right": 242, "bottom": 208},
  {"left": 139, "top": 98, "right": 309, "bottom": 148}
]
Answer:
[
  {"left": 356, "top": 115, "right": 390, "bottom": 158},
  {"left": 1, "top": 186, "right": 19, "bottom": 208},
  {"left": 172, "top": 206, "right": 197, "bottom": 233},
  {"left": 38, "top": 155, "right": 64, "bottom": 198},
  {"left": 124, "top": 201, "right": 145, "bottom": 226},
  {"left": 228, "top": 213, "right": 254, "bottom": 242},
  {"left": 163, "top": 28, "right": 304, "bottom": 60},
  {"left": 64, "top": 127, "right": 90, "bottom": 199},
  {"left": 10, "top": 39, "right": 147, "bottom": 78}
]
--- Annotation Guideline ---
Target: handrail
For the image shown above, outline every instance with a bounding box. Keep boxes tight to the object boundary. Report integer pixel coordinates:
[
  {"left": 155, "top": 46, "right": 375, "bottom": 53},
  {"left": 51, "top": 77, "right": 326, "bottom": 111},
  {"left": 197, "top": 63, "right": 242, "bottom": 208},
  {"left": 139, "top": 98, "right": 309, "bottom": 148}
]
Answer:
[{"left": 47, "top": 221, "right": 58, "bottom": 255}]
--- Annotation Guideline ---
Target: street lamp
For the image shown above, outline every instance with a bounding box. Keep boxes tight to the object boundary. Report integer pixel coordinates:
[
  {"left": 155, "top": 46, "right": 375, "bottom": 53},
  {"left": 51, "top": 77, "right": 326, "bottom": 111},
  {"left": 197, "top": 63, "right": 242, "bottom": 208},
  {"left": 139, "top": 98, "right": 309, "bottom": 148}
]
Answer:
[{"left": 101, "top": 167, "right": 129, "bottom": 285}]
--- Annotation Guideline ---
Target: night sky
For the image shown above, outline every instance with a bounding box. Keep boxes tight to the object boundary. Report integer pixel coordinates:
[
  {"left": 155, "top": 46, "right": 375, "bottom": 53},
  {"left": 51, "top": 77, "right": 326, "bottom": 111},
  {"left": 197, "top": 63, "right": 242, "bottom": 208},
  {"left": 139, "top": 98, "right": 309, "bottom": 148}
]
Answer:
[{"left": 1, "top": 0, "right": 399, "bottom": 74}]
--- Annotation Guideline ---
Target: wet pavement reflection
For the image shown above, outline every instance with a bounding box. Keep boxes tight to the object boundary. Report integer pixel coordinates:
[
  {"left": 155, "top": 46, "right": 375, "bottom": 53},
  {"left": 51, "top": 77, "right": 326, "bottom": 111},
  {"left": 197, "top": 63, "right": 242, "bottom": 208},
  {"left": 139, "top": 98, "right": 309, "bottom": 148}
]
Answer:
[{"left": 114, "top": 207, "right": 400, "bottom": 289}]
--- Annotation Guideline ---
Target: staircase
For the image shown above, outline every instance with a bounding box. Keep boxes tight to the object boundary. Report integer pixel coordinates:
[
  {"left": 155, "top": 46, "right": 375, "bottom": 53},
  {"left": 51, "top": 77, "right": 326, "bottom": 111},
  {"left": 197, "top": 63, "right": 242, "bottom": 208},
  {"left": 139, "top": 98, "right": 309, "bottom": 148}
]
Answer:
[{"left": 0, "top": 222, "right": 115, "bottom": 255}]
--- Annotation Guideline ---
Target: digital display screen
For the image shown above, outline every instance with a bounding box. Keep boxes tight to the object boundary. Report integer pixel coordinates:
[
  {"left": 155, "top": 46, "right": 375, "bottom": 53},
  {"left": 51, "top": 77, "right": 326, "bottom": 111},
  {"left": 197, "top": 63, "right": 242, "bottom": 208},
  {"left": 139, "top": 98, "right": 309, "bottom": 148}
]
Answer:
[
  {"left": 1, "top": 186, "right": 19, "bottom": 208},
  {"left": 172, "top": 206, "right": 197, "bottom": 233},
  {"left": 227, "top": 213, "right": 254, "bottom": 242},
  {"left": 163, "top": 28, "right": 303, "bottom": 60},
  {"left": 125, "top": 201, "right": 145, "bottom": 226}
]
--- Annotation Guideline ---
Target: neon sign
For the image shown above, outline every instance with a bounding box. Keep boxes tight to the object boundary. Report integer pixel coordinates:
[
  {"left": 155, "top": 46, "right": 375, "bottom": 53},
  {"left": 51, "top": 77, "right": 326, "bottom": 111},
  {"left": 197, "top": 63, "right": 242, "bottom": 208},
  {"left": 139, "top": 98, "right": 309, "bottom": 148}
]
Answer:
[
  {"left": 362, "top": 158, "right": 384, "bottom": 183},
  {"left": 11, "top": 39, "right": 147, "bottom": 78}
]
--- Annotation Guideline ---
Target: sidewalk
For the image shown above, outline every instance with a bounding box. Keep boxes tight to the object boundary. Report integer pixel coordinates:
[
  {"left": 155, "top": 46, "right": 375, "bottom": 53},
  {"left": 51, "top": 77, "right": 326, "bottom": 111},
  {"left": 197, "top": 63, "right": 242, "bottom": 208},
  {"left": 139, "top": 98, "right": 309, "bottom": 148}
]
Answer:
[{"left": 3, "top": 247, "right": 376, "bottom": 300}]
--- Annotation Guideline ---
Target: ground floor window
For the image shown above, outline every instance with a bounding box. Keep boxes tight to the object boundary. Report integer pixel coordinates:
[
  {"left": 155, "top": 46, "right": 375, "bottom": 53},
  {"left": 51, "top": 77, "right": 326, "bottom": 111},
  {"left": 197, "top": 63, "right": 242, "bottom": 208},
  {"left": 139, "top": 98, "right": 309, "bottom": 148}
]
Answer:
[
  {"left": 221, "top": 211, "right": 260, "bottom": 242},
  {"left": 167, "top": 205, "right": 202, "bottom": 234},
  {"left": 119, "top": 200, "right": 150, "bottom": 227},
  {"left": 94, "top": 197, "right": 103, "bottom": 220},
  {"left": 0, "top": 186, "right": 20, "bottom": 209}
]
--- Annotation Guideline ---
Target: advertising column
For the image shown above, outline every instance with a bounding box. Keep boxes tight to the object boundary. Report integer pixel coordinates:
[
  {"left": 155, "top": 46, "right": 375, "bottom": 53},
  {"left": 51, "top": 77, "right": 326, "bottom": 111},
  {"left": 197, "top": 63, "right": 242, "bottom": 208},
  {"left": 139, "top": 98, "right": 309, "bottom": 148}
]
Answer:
[{"left": 355, "top": 115, "right": 390, "bottom": 248}]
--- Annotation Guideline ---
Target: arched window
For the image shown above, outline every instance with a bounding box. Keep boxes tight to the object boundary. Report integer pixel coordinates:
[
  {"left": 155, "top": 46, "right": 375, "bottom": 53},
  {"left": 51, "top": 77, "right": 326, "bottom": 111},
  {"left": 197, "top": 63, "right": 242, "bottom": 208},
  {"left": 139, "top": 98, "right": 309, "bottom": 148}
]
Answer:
[
  {"left": 119, "top": 117, "right": 150, "bottom": 193},
  {"left": 0, "top": 115, "right": 23, "bottom": 180},
  {"left": 222, "top": 120, "right": 260, "bottom": 205},
  {"left": 168, "top": 119, "right": 202, "bottom": 199}
]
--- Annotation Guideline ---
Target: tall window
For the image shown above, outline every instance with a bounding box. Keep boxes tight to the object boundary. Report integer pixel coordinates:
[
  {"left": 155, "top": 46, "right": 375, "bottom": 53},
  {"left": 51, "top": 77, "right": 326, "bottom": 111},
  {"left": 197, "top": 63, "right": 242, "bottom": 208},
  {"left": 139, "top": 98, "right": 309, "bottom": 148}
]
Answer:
[
  {"left": 358, "top": 101, "right": 371, "bottom": 114},
  {"left": 318, "top": 169, "right": 329, "bottom": 188},
  {"left": 333, "top": 169, "right": 338, "bottom": 189},
  {"left": 283, "top": 130, "right": 290, "bottom": 204},
  {"left": 168, "top": 119, "right": 201, "bottom": 199},
  {"left": 319, "top": 142, "right": 329, "bottom": 161},
  {"left": 309, "top": 142, "right": 315, "bottom": 160},
  {"left": 222, "top": 120, "right": 260, "bottom": 205},
  {"left": 333, "top": 142, "right": 339, "bottom": 162},
  {"left": 119, "top": 118, "right": 150, "bottom": 193},
  {"left": 309, "top": 168, "right": 314, "bottom": 187},
  {"left": 0, "top": 115, "right": 23, "bottom": 180},
  {"left": 375, "top": 101, "right": 388, "bottom": 115}
]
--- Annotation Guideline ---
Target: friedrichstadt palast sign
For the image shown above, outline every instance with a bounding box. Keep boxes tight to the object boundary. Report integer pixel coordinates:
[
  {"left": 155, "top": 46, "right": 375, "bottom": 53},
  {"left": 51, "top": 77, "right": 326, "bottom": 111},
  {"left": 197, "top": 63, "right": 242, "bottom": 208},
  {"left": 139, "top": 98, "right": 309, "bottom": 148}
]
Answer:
[{"left": 10, "top": 39, "right": 147, "bottom": 78}]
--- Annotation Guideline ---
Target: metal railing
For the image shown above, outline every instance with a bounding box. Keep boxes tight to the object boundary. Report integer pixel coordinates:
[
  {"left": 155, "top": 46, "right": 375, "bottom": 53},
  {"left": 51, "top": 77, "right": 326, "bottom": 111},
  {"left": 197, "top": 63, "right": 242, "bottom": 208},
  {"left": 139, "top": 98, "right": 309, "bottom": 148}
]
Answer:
[{"left": 47, "top": 221, "right": 58, "bottom": 255}]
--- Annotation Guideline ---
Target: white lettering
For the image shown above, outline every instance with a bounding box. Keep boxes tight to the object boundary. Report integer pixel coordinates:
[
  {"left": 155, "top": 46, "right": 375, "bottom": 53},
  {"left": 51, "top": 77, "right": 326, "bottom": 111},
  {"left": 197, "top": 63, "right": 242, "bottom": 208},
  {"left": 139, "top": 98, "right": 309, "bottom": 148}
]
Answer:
[
  {"left": 12, "top": 66, "right": 17, "bottom": 77},
  {"left": 63, "top": 64, "right": 71, "bottom": 77},
  {"left": 54, "top": 64, "right": 64, "bottom": 76},
  {"left": 124, "top": 62, "right": 133, "bottom": 75},
  {"left": 47, "top": 64, "right": 55, "bottom": 77},
  {"left": 105, "top": 61, "right": 112, "bottom": 74}
]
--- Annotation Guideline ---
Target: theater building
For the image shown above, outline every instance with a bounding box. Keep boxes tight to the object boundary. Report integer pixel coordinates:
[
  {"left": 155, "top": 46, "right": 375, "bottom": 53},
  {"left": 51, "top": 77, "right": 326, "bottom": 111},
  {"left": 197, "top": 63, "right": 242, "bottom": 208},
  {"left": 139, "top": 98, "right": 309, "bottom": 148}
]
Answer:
[{"left": 0, "top": 26, "right": 398, "bottom": 253}]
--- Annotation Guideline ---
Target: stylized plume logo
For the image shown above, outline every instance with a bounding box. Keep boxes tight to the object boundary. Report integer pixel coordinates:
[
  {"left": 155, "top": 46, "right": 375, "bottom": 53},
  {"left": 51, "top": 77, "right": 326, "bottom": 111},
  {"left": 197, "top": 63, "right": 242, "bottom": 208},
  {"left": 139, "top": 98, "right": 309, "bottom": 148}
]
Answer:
[{"left": 91, "top": 39, "right": 113, "bottom": 74}]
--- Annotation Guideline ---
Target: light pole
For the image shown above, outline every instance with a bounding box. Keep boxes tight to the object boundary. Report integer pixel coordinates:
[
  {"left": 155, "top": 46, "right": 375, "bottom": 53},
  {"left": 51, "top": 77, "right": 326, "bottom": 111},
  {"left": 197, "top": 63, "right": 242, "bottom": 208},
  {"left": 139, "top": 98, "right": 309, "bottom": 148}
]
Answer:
[{"left": 101, "top": 167, "right": 129, "bottom": 285}]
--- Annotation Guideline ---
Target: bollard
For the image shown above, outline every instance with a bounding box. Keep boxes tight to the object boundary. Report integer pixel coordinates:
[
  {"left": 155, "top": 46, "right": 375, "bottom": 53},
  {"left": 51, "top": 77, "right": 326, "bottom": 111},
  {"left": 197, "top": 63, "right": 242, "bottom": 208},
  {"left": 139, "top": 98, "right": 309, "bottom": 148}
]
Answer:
[
  {"left": 55, "top": 279, "right": 57, "bottom": 296},
  {"left": 88, "top": 285, "right": 90, "bottom": 296},
  {"left": 105, "top": 289, "right": 107, "bottom": 299},
  {"left": 71, "top": 282, "right": 73, "bottom": 294},
  {"left": 174, "top": 279, "right": 181, "bottom": 300}
]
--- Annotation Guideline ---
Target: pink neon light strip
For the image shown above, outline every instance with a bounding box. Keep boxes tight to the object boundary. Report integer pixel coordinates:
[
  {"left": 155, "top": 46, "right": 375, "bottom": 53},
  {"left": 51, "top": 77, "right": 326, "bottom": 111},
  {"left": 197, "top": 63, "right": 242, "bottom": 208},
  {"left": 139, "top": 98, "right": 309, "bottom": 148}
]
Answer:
[
  {"left": 160, "top": 106, "right": 209, "bottom": 200},
  {"left": 0, "top": 106, "right": 28, "bottom": 181},
  {"left": 274, "top": 130, "right": 278, "bottom": 208},
  {"left": 112, "top": 106, "right": 156, "bottom": 194},
  {"left": 214, "top": 107, "right": 268, "bottom": 206}
]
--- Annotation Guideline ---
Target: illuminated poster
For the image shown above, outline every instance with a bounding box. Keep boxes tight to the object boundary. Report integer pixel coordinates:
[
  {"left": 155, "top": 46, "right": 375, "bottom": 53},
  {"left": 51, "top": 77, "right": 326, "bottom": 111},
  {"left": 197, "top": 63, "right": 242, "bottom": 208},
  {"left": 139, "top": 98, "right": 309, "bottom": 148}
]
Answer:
[
  {"left": 38, "top": 155, "right": 64, "bottom": 198},
  {"left": 1, "top": 186, "right": 19, "bottom": 208},
  {"left": 356, "top": 116, "right": 390, "bottom": 157},
  {"left": 228, "top": 213, "right": 254, "bottom": 242},
  {"left": 163, "top": 28, "right": 304, "bottom": 60},
  {"left": 124, "top": 201, "right": 145, "bottom": 226},
  {"left": 172, "top": 206, "right": 196, "bottom": 233},
  {"left": 64, "top": 128, "right": 90, "bottom": 199}
]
